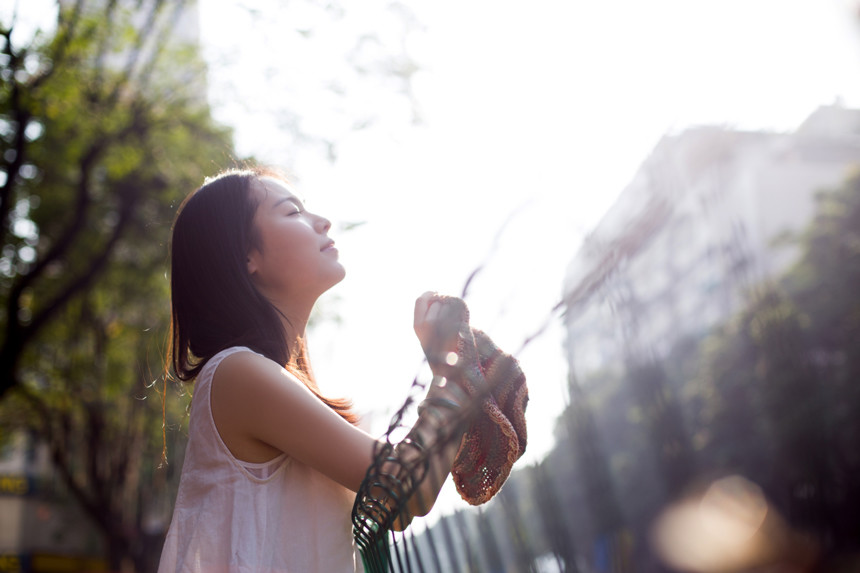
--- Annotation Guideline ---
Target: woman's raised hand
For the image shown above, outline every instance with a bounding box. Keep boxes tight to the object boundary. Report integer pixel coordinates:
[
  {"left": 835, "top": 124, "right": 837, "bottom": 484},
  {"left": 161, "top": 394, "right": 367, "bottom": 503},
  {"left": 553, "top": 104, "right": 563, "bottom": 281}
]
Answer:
[{"left": 413, "top": 292, "right": 469, "bottom": 376}]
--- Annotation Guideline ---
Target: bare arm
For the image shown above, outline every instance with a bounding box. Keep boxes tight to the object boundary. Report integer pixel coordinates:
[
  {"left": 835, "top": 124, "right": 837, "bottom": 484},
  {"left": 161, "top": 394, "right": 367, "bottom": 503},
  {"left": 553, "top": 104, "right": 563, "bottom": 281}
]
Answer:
[
  {"left": 383, "top": 292, "right": 474, "bottom": 528},
  {"left": 210, "top": 293, "right": 474, "bottom": 530}
]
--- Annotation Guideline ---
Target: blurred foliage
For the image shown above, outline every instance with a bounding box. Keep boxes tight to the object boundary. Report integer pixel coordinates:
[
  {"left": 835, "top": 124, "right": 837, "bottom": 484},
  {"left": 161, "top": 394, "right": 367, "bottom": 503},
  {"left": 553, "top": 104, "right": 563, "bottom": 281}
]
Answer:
[{"left": 0, "top": 1, "right": 237, "bottom": 570}]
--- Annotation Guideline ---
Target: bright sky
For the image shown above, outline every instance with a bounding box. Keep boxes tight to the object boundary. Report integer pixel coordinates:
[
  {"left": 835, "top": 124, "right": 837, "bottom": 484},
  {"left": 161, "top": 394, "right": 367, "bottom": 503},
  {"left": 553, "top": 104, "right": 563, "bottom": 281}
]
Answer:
[{"left": 196, "top": 0, "right": 860, "bottom": 473}]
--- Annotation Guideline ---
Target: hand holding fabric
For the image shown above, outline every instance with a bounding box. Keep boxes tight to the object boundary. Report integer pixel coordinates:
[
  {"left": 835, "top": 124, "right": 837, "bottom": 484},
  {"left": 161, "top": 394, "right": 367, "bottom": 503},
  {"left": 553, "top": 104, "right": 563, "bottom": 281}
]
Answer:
[{"left": 412, "top": 292, "right": 529, "bottom": 505}]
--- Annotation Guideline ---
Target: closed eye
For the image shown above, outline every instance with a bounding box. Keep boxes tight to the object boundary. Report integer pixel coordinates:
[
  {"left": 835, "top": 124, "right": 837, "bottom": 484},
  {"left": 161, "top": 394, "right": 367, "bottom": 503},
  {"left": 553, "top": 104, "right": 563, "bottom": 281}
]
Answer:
[{"left": 273, "top": 196, "right": 305, "bottom": 215}]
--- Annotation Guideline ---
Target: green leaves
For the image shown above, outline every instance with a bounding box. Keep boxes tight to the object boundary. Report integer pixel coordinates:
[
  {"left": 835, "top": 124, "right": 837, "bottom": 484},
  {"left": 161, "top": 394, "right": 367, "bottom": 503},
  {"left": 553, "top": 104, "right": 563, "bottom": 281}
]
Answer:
[{"left": 0, "top": 2, "right": 237, "bottom": 568}]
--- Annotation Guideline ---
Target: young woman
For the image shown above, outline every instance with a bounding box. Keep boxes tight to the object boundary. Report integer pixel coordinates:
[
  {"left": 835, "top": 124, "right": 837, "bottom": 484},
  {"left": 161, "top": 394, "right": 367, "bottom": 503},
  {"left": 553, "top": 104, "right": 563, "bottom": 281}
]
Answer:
[{"left": 158, "top": 167, "right": 475, "bottom": 573}]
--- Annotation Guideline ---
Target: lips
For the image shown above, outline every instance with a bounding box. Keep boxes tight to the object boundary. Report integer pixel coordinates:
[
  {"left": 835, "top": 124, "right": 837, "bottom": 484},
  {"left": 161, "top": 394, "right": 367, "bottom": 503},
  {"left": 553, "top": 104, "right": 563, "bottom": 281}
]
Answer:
[{"left": 321, "top": 240, "right": 336, "bottom": 252}]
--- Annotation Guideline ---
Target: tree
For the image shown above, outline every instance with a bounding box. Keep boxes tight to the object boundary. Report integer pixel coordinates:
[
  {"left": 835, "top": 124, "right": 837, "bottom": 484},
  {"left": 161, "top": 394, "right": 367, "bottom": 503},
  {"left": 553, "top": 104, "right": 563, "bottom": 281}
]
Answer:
[
  {"left": 687, "top": 173, "right": 860, "bottom": 557},
  {"left": 782, "top": 174, "right": 860, "bottom": 547},
  {"left": 1, "top": 1, "right": 237, "bottom": 569}
]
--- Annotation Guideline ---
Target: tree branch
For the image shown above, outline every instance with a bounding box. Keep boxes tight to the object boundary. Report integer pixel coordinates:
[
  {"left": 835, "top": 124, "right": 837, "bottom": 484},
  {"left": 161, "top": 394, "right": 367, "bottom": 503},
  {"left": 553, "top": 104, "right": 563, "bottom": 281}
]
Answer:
[
  {"left": 14, "top": 383, "right": 105, "bottom": 526},
  {"left": 0, "top": 26, "right": 30, "bottom": 236},
  {"left": 1, "top": 123, "right": 145, "bottom": 400},
  {"left": 23, "top": 174, "right": 142, "bottom": 353},
  {"left": 129, "top": 0, "right": 191, "bottom": 93},
  {"left": 29, "top": 0, "right": 87, "bottom": 92},
  {"left": 9, "top": 143, "right": 99, "bottom": 299},
  {"left": 106, "top": 0, "right": 175, "bottom": 106}
]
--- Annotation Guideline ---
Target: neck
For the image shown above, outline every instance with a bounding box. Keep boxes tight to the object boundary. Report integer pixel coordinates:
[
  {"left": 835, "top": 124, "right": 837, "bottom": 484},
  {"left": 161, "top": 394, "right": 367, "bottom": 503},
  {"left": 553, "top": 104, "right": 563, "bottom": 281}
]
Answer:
[
  {"left": 259, "top": 287, "right": 317, "bottom": 365},
  {"left": 286, "top": 325, "right": 307, "bottom": 360},
  {"left": 274, "top": 302, "right": 311, "bottom": 364}
]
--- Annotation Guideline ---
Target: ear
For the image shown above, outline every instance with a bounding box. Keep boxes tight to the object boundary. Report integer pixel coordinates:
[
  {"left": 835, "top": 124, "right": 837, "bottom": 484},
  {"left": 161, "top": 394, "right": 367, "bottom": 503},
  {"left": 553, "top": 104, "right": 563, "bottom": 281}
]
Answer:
[{"left": 246, "top": 250, "right": 259, "bottom": 276}]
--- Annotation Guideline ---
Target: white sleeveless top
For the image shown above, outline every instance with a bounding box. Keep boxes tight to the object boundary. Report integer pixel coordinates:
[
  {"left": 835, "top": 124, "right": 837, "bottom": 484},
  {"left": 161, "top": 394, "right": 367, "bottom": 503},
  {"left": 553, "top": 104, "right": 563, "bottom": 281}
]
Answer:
[{"left": 158, "top": 347, "right": 362, "bottom": 573}]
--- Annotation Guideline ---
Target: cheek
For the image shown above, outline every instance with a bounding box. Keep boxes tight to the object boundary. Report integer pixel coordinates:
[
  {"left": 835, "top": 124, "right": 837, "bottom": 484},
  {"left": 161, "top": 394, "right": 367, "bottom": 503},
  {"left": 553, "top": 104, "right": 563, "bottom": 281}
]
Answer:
[
  {"left": 260, "top": 223, "right": 308, "bottom": 258},
  {"left": 260, "top": 228, "right": 320, "bottom": 277}
]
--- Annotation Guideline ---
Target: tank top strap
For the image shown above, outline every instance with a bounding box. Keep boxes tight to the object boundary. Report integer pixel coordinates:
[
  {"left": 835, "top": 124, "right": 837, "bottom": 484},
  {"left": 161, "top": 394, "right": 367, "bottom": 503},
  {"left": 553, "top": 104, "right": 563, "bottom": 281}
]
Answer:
[
  {"left": 190, "top": 346, "right": 289, "bottom": 480},
  {"left": 196, "top": 346, "right": 259, "bottom": 392}
]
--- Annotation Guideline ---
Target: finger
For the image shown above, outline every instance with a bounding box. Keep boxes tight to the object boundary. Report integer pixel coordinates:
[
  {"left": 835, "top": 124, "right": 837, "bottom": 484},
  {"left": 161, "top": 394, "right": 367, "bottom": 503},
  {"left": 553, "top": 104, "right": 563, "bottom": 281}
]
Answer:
[
  {"left": 425, "top": 301, "right": 441, "bottom": 322},
  {"left": 414, "top": 293, "right": 432, "bottom": 327}
]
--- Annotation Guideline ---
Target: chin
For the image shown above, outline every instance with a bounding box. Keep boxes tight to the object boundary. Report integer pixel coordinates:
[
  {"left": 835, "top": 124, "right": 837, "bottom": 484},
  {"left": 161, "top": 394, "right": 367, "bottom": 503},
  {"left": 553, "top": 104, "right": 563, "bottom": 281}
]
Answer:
[{"left": 326, "top": 266, "right": 347, "bottom": 290}]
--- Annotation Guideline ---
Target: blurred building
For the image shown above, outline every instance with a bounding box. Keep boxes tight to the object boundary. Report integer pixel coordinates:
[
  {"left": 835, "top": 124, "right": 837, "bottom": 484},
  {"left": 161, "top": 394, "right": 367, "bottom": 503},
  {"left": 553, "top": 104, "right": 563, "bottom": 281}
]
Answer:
[
  {"left": 563, "top": 103, "right": 860, "bottom": 380},
  {"left": 58, "top": 0, "right": 202, "bottom": 45},
  {"left": 0, "top": 434, "right": 106, "bottom": 572}
]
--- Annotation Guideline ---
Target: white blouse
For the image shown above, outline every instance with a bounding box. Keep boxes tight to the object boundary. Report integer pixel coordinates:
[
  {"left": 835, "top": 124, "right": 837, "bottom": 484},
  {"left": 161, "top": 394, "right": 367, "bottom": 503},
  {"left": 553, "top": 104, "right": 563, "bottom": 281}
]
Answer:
[{"left": 158, "top": 346, "right": 362, "bottom": 573}]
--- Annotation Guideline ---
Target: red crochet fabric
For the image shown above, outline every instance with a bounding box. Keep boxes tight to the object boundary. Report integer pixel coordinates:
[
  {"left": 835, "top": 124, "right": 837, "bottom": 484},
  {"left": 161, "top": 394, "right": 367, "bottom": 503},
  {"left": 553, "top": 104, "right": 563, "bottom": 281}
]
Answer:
[{"left": 450, "top": 326, "right": 529, "bottom": 505}]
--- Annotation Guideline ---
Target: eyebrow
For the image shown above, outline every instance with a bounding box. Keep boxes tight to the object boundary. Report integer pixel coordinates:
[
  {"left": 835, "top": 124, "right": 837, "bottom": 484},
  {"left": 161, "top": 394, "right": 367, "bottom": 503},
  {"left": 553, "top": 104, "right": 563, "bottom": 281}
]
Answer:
[{"left": 272, "top": 196, "right": 303, "bottom": 210}]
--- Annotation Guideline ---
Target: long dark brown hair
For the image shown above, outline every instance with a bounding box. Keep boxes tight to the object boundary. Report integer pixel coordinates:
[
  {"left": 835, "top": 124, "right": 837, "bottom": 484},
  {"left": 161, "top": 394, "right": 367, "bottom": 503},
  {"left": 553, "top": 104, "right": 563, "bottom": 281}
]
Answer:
[{"left": 168, "top": 167, "right": 357, "bottom": 423}]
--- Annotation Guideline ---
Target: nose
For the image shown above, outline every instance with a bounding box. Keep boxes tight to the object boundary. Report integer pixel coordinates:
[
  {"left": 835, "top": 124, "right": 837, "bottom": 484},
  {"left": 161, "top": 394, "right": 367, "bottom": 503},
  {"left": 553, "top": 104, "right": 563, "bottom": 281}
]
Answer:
[{"left": 314, "top": 213, "right": 331, "bottom": 234}]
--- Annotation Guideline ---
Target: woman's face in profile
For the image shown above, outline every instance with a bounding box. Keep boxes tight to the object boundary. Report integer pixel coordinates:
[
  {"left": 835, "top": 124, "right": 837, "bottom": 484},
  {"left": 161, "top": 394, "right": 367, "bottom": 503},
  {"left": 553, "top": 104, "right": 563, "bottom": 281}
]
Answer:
[{"left": 246, "top": 177, "right": 345, "bottom": 304}]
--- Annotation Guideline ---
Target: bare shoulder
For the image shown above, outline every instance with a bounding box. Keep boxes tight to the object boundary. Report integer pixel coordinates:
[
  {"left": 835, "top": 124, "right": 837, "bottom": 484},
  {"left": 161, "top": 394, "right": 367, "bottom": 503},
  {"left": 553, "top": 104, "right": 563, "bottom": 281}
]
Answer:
[
  {"left": 209, "top": 348, "right": 376, "bottom": 491},
  {"left": 209, "top": 349, "right": 317, "bottom": 447},
  {"left": 214, "top": 349, "right": 306, "bottom": 396},
  {"left": 216, "top": 348, "right": 284, "bottom": 376}
]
